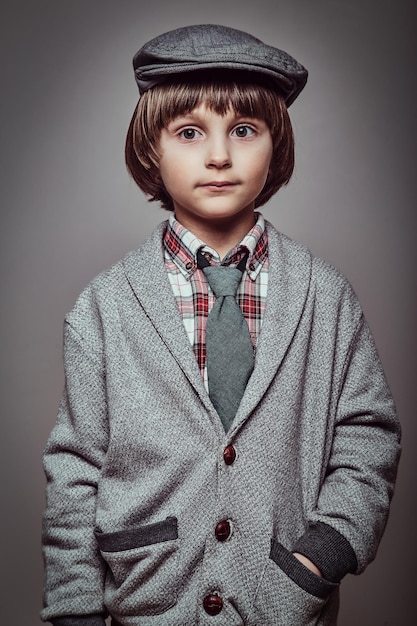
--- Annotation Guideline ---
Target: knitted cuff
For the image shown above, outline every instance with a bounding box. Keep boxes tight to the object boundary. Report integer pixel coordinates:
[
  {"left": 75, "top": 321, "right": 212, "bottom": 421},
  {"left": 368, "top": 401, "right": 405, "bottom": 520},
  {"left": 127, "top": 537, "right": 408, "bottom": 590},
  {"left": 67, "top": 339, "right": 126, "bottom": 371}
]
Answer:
[
  {"left": 51, "top": 616, "right": 106, "bottom": 626},
  {"left": 293, "top": 521, "right": 358, "bottom": 583}
]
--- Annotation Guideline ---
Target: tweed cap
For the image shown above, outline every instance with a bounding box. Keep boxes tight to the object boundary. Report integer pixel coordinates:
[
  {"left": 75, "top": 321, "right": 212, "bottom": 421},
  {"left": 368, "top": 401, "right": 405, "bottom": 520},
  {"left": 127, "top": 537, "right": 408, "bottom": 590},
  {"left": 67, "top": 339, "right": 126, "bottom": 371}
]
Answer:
[{"left": 133, "top": 24, "right": 308, "bottom": 106}]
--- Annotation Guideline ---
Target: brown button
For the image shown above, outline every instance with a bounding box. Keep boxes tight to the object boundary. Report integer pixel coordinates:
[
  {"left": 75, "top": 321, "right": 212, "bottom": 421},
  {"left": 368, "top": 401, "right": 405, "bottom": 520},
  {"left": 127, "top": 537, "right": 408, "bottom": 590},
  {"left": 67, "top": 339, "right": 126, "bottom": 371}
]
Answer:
[
  {"left": 203, "top": 594, "right": 223, "bottom": 615},
  {"left": 215, "top": 519, "right": 231, "bottom": 542},
  {"left": 249, "top": 262, "right": 256, "bottom": 272},
  {"left": 185, "top": 261, "right": 193, "bottom": 270},
  {"left": 223, "top": 445, "right": 236, "bottom": 465}
]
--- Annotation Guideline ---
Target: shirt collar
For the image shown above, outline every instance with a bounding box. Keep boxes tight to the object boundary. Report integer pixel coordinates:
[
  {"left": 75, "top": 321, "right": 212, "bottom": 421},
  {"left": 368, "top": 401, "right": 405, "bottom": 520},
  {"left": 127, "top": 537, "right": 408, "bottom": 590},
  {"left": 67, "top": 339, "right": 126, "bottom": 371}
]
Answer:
[{"left": 164, "top": 212, "right": 268, "bottom": 280}]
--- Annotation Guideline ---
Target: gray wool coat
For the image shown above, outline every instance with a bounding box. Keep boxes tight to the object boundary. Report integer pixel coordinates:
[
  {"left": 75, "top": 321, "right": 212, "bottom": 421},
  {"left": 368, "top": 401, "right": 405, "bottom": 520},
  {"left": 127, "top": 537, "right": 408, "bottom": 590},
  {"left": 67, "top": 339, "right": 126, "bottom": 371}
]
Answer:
[{"left": 41, "top": 220, "right": 401, "bottom": 626}]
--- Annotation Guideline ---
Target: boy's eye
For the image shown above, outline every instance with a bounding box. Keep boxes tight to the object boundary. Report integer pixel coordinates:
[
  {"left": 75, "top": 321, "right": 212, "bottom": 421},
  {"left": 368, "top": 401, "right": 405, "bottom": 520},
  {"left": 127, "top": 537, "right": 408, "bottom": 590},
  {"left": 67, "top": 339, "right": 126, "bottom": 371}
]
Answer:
[
  {"left": 179, "top": 128, "right": 201, "bottom": 140},
  {"left": 232, "top": 125, "right": 255, "bottom": 138}
]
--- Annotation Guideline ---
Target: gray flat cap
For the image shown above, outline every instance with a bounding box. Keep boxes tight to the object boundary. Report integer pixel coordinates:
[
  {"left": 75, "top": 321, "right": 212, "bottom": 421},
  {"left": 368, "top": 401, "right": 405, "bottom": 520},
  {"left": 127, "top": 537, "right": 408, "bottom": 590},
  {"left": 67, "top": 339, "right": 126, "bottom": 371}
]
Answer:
[{"left": 133, "top": 24, "right": 308, "bottom": 106}]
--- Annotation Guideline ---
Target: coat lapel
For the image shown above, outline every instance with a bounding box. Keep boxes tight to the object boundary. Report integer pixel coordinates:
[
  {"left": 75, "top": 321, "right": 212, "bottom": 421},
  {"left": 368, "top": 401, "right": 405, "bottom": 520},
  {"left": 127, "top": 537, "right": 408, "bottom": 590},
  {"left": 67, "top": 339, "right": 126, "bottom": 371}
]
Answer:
[
  {"left": 123, "top": 220, "right": 312, "bottom": 437},
  {"left": 122, "top": 222, "right": 215, "bottom": 417},
  {"left": 229, "top": 222, "right": 312, "bottom": 436}
]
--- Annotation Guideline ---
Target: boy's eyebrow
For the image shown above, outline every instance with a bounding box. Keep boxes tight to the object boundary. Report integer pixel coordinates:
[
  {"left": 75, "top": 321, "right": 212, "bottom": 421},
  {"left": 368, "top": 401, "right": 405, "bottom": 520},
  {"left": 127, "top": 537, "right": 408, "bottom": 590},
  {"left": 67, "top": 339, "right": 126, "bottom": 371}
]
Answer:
[
  {"left": 168, "top": 110, "right": 264, "bottom": 125},
  {"left": 171, "top": 112, "right": 199, "bottom": 122},
  {"left": 165, "top": 112, "right": 201, "bottom": 129}
]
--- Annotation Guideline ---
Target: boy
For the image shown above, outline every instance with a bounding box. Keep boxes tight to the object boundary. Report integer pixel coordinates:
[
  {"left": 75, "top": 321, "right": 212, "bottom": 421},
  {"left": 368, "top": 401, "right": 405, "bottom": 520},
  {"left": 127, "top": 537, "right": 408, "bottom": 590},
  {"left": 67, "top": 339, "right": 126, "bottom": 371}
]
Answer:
[{"left": 41, "top": 25, "right": 401, "bottom": 626}]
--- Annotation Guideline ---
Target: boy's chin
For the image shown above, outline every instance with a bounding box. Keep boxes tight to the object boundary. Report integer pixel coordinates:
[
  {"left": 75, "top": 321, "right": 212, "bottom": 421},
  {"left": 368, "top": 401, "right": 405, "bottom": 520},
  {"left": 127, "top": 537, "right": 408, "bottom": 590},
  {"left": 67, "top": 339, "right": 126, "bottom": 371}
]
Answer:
[{"left": 174, "top": 202, "right": 256, "bottom": 224}]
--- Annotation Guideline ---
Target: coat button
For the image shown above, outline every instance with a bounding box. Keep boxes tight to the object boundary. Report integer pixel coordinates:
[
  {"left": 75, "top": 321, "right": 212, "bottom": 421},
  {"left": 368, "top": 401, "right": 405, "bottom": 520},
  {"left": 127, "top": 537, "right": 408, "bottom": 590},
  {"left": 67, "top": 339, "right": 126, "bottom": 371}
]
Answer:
[
  {"left": 215, "top": 519, "right": 231, "bottom": 542},
  {"left": 223, "top": 445, "right": 236, "bottom": 465},
  {"left": 203, "top": 593, "right": 223, "bottom": 615}
]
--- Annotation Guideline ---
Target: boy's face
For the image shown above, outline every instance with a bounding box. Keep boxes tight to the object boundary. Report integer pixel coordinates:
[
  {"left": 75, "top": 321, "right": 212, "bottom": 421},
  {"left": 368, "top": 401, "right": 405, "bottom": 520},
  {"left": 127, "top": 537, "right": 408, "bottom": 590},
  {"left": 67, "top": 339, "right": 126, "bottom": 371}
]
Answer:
[{"left": 158, "top": 103, "right": 273, "bottom": 231}]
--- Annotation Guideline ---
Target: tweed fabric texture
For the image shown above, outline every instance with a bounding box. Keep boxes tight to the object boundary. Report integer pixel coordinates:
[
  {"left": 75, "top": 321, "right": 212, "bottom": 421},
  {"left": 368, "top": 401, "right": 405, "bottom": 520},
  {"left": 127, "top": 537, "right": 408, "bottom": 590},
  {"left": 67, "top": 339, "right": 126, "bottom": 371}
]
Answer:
[
  {"left": 51, "top": 617, "right": 105, "bottom": 626},
  {"left": 42, "top": 221, "right": 400, "bottom": 625},
  {"left": 133, "top": 24, "right": 308, "bottom": 106}
]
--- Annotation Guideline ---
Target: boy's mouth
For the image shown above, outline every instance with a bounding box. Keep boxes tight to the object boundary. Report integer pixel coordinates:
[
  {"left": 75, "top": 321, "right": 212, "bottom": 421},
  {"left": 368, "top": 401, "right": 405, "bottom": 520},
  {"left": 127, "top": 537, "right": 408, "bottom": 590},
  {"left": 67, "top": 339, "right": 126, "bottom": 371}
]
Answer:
[{"left": 199, "top": 181, "right": 237, "bottom": 189}]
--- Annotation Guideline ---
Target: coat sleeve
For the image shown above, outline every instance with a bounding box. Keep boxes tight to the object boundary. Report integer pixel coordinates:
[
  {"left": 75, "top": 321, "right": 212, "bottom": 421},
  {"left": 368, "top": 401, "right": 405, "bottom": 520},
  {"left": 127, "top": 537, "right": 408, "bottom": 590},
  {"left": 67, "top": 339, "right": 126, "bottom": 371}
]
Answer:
[
  {"left": 293, "top": 313, "right": 401, "bottom": 583},
  {"left": 41, "top": 318, "right": 109, "bottom": 623}
]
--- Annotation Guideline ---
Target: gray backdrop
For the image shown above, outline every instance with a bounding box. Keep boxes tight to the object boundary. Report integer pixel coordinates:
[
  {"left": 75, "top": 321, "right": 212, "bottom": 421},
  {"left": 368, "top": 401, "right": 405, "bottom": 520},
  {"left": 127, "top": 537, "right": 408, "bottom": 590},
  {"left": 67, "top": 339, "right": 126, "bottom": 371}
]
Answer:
[{"left": 1, "top": 1, "right": 415, "bottom": 624}]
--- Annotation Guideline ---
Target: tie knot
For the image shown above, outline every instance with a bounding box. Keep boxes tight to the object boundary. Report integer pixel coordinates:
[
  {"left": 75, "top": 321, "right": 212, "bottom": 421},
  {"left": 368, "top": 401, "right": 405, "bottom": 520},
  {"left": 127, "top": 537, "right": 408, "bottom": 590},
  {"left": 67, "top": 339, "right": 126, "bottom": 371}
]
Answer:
[{"left": 202, "top": 265, "right": 242, "bottom": 298}]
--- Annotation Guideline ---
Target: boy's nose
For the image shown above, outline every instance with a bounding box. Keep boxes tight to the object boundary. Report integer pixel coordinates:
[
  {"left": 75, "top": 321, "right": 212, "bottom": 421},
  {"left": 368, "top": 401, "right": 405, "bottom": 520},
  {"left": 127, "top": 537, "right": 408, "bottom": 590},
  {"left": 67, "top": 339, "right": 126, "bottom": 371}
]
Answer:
[{"left": 205, "top": 138, "right": 231, "bottom": 169}]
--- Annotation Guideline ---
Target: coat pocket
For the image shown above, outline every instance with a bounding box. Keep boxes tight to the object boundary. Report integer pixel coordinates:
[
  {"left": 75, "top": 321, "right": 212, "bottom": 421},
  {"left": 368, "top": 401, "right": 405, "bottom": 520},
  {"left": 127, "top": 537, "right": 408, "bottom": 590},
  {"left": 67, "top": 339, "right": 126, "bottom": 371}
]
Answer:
[
  {"left": 95, "top": 516, "right": 179, "bottom": 617},
  {"left": 253, "top": 538, "right": 338, "bottom": 626}
]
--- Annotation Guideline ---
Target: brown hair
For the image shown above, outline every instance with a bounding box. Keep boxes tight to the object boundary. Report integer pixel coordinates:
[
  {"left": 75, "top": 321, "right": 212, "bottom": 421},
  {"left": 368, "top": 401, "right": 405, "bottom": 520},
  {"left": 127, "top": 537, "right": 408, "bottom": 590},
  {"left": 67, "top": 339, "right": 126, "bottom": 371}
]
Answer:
[{"left": 125, "top": 73, "right": 295, "bottom": 210}]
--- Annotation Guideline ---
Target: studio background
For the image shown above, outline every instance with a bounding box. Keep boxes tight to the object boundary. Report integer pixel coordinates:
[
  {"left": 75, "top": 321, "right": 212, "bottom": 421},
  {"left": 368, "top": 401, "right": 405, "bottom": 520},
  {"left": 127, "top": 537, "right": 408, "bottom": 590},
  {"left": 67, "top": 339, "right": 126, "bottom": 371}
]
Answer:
[{"left": 1, "top": 1, "right": 415, "bottom": 623}]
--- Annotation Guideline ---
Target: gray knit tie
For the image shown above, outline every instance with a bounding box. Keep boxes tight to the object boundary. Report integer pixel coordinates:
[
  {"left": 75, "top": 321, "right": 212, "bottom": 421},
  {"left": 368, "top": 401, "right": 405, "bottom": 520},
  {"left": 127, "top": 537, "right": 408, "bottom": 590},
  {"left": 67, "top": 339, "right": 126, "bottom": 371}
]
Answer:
[{"left": 198, "top": 250, "right": 254, "bottom": 431}]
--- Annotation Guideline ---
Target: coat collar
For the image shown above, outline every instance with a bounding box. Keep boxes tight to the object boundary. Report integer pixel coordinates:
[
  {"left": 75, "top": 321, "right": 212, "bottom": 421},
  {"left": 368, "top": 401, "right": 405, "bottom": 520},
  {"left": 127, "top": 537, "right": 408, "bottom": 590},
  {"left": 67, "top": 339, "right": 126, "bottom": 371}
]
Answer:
[
  {"left": 123, "top": 220, "right": 312, "bottom": 438},
  {"left": 228, "top": 221, "right": 312, "bottom": 436},
  {"left": 122, "top": 222, "right": 222, "bottom": 432}
]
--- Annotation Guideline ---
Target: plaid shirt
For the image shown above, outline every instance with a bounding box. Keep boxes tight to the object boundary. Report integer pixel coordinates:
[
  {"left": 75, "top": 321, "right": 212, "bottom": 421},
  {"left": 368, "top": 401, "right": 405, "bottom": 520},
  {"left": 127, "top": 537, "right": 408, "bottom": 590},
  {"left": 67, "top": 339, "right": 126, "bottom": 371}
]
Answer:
[{"left": 163, "top": 213, "right": 269, "bottom": 388}]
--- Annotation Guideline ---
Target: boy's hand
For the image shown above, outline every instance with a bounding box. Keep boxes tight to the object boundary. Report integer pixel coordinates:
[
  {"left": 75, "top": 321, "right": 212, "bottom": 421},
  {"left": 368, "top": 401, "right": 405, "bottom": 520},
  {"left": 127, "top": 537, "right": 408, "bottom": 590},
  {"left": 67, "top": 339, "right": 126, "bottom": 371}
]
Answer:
[{"left": 293, "top": 552, "right": 322, "bottom": 577}]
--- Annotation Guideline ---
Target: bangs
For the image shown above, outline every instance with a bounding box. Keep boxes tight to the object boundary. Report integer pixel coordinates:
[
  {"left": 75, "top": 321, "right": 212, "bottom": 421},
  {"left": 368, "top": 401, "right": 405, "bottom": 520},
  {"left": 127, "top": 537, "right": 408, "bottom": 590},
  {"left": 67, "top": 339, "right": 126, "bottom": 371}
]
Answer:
[{"left": 149, "top": 79, "right": 279, "bottom": 125}]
